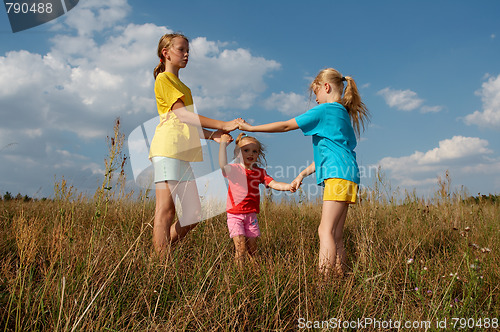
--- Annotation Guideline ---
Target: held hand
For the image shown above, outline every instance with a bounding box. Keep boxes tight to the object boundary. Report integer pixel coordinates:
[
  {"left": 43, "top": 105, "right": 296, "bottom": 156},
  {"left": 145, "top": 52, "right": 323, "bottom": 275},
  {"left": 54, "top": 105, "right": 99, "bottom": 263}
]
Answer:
[
  {"left": 290, "top": 176, "right": 303, "bottom": 193},
  {"left": 237, "top": 118, "right": 253, "bottom": 132},
  {"left": 212, "top": 131, "right": 233, "bottom": 144},
  {"left": 222, "top": 118, "right": 242, "bottom": 132}
]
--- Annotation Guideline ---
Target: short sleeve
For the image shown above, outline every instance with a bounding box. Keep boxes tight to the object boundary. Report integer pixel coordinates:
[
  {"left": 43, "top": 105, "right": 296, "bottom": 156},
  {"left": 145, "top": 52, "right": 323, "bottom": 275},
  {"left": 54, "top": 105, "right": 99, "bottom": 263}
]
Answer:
[
  {"left": 154, "top": 73, "right": 184, "bottom": 115},
  {"left": 262, "top": 169, "right": 274, "bottom": 187},
  {"left": 295, "top": 105, "right": 323, "bottom": 136}
]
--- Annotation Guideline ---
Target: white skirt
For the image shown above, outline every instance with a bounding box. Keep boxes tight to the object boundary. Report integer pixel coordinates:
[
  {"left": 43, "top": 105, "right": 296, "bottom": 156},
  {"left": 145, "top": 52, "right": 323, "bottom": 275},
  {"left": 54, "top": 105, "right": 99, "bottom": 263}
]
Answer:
[{"left": 151, "top": 156, "right": 195, "bottom": 183}]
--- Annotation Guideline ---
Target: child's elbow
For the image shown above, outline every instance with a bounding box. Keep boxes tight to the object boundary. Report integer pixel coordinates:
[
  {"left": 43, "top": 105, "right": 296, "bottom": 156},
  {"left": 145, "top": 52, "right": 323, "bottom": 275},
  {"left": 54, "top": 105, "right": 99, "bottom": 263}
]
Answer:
[{"left": 282, "top": 120, "right": 298, "bottom": 132}]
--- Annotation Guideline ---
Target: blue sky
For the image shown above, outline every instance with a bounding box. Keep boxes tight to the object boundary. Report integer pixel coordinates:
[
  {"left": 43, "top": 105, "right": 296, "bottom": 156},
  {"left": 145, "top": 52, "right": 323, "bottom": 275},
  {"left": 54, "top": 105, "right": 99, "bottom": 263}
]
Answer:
[{"left": 1, "top": 0, "right": 499, "bottom": 200}]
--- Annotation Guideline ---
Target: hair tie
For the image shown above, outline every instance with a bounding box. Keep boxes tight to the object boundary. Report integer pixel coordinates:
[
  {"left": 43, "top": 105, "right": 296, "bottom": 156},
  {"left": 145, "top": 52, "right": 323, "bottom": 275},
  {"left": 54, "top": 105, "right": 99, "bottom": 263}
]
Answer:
[{"left": 341, "top": 76, "right": 346, "bottom": 81}]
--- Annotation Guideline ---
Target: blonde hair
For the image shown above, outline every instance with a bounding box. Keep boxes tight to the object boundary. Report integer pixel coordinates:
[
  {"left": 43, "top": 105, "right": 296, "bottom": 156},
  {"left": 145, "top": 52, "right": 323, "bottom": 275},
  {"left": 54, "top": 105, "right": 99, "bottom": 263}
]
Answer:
[
  {"left": 234, "top": 133, "right": 267, "bottom": 167},
  {"left": 153, "top": 33, "right": 189, "bottom": 79},
  {"left": 310, "top": 68, "right": 370, "bottom": 137}
]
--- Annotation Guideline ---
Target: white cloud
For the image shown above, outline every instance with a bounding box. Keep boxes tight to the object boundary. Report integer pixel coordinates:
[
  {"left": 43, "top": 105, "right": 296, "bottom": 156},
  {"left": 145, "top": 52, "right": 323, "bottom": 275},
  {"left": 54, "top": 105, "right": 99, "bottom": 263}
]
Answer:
[
  {"left": 0, "top": 22, "right": 165, "bottom": 139},
  {"left": 0, "top": 50, "right": 64, "bottom": 97},
  {"left": 379, "top": 136, "right": 492, "bottom": 173},
  {"left": 183, "top": 37, "right": 281, "bottom": 113},
  {"left": 378, "top": 87, "right": 444, "bottom": 114},
  {"left": 1, "top": 21, "right": 281, "bottom": 139},
  {"left": 263, "top": 91, "right": 311, "bottom": 116},
  {"left": 462, "top": 160, "right": 500, "bottom": 174},
  {"left": 420, "top": 136, "right": 491, "bottom": 163},
  {"left": 0, "top": 1, "right": 284, "bottom": 197},
  {"left": 377, "top": 87, "right": 444, "bottom": 113},
  {"left": 464, "top": 73, "right": 500, "bottom": 129},
  {"left": 50, "top": 0, "right": 131, "bottom": 36},
  {"left": 377, "top": 87, "right": 424, "bottom": 111},
  {"left": 0, "top": 129, "right": 104, "bottom": 197},
  {"left": 374, "top": 136, "right": 495, "bottom": 194}
]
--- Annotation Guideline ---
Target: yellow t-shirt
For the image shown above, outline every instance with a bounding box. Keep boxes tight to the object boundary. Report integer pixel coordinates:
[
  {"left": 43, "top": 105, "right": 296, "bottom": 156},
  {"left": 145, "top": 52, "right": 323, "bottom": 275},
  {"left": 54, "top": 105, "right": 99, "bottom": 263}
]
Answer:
[{"left": 149, "top": 72, "right": 203, "bottom": 162}]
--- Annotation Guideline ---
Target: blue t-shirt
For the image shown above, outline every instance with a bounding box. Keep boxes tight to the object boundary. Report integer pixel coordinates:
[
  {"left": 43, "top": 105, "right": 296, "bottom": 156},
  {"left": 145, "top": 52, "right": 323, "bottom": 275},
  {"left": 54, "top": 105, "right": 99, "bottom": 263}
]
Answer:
[{"left": 295, "top": 102, "right": 360, "bottom": 185}]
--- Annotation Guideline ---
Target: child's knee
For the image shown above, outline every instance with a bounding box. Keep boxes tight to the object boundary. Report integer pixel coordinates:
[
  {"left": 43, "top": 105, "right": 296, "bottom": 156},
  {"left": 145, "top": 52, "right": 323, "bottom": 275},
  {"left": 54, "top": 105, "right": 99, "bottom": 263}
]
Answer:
[
  {"left": 233, "top": 236, "right": 246, "bottom": 252},
  {"left": 156, "top": 205, "right": 175, "bottom": 224},
  {"left": 317, "top": 224, "right": 333, "bottom": 239}
]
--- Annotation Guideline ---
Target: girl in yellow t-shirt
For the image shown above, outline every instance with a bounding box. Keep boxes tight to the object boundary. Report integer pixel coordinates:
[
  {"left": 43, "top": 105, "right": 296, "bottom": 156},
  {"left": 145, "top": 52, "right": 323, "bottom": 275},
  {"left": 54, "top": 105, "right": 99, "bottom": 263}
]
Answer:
[{"left": 150, "top": 33, "right": 240, "bottom": 256}]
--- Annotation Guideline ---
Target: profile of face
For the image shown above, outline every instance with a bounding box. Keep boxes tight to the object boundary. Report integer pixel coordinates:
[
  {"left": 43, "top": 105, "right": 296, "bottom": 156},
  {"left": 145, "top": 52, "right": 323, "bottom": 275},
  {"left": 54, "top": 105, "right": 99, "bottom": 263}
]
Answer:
[
  {"left": 314, "top": 82, "right": 329, "bottom": 105},
  {"left": 164, "top": 37, "right": 189, "bottom": 68}
]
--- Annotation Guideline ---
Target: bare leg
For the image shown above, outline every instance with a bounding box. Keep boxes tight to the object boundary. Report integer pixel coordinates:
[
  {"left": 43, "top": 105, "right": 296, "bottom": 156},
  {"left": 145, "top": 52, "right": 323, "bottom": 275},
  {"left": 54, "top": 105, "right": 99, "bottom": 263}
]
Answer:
[
  {"left": 233, "top": 235, "right": 246, "bottom": 267},
  {"left": 170, "top": 222, "right": 197, "bottom": 245},
  {"left": 246, "top": 237, "right": 257, "bottom": 257},
  {"left": 168, "top": 180, "right": 201, "bottom": 244},
  {"left": 317, "top": 200, "right": 349, "bottom": 275},
  {"left": 153, "top": 182, "right": 176, "bottom": 257},
  {"left": 334, "top": 205, "right": 348, "bottom": 275},
  {"left": 246, "top": 237, "right": 258, "bottom": 266}
]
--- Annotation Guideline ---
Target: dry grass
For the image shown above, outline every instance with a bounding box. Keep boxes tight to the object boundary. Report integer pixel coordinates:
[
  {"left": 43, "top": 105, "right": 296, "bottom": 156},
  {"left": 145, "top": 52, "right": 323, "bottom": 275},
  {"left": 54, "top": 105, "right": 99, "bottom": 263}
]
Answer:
[
  {"left": 1, "top": 120, "right": 498, "bottom": 331},
  {"left": 1, "top": 187, "right": 498, "bottom": 331}
]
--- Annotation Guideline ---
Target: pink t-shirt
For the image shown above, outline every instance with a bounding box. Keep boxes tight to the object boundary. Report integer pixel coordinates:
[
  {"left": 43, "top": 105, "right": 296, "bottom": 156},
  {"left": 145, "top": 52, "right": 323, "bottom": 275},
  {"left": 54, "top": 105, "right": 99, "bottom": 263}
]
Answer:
[{"left": 223, "top": 164, "right": 274, "bottom": 214}]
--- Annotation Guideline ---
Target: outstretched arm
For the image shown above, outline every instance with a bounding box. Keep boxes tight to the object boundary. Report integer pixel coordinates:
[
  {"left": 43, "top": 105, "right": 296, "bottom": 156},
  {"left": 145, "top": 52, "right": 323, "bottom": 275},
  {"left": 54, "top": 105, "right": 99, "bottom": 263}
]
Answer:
[
  {"left": 268, "top": 180, "right": 293, "bottom": 192},
  {"left": 238, "top": 118, "right": 299, "bottom": 133},
  {"left": 172, "top": 99, "right": 240, "bottom": 132},
  {"left": 291, "top": 162, "right": 315, "bottom": 192}
]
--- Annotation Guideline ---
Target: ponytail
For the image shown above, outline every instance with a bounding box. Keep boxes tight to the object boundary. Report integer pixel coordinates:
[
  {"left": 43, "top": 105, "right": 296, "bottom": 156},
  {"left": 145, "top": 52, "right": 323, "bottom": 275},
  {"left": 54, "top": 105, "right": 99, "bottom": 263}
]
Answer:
[
  {"left": 310, "top": 68, "right": 370, "bottom": 137},
  {"left": 342, "top": 76, "right": 370, "bottom": 137},
  {"left": 153, "top": 61, "right": 165, "bottom": 80},
  {"left": 153, "top": 33, "right": 189, "bottom": 79},
  {"left": 234, "top": 132, "right": 248, "bottom": 146}
]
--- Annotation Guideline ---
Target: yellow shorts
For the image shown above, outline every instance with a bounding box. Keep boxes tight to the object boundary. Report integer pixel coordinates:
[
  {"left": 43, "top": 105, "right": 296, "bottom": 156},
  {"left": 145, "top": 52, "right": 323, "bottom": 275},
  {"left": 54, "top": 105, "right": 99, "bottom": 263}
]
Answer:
[{"left": 323, "top": 178, "right": 358, "bottom": 203}]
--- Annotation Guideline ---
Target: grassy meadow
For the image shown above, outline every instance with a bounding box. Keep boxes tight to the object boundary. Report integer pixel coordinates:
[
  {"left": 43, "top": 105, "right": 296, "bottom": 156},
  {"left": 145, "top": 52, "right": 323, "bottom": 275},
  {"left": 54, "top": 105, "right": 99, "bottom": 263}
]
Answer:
[{"left": 1, "top": 122, "right": 499, "bottom": 331}]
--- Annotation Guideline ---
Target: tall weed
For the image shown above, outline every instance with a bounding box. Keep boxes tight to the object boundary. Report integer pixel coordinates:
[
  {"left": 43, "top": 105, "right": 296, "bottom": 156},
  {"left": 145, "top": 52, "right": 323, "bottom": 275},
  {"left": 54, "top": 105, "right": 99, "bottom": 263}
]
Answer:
[{"left": 1, "top": 121, "right": 498, "bottom": 331}]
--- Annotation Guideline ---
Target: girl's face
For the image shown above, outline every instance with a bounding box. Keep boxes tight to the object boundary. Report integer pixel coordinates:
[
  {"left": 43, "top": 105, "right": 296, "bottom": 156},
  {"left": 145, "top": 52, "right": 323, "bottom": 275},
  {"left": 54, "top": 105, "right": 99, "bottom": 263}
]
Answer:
[
  {"left": 314, "top": 82, "right": 329, "bottom": 104},
  {"left": 238, "top": 140, "right": 260, "bottom": 169},
  {"left": 165, "top": 37, "right": 189, "bottom": 69}
]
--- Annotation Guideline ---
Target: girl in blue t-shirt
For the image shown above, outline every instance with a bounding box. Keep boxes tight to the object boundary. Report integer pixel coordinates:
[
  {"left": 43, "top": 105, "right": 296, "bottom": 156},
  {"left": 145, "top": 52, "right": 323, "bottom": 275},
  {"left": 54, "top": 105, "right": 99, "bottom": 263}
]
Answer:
[{"left": 238, "top": 68, "right": 370, "bottom": 277}]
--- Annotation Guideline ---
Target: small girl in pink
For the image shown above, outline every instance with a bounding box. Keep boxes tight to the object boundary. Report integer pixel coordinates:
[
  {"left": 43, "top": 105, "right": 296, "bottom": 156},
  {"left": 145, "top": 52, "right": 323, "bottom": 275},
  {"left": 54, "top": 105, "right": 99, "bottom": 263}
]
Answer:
[{"left": 219, "top": 133, "right": 292, "bottom": 264}]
